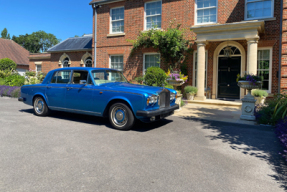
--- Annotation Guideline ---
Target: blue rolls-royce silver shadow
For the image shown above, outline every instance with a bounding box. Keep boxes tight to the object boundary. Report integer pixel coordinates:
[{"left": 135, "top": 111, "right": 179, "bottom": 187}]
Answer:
[{"left": 18, "top": 67, "right": 179, "bottom": 130}]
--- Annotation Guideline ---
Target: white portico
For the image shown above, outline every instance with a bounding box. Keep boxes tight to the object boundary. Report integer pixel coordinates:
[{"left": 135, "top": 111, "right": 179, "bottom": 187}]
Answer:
[{"left": 191, "top": 20, "right": 265, "bottom": 100}]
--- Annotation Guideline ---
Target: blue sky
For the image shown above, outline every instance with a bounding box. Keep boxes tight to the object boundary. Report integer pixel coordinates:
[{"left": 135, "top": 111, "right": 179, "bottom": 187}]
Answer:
[{"left": 0, "top": 0, "right": 93, "bottom": 42}]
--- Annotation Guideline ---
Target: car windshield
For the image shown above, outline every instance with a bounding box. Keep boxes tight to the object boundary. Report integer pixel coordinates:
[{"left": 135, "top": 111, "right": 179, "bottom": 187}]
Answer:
[{"left": 91, "top": 70, "right": 128, "bottom": 85}]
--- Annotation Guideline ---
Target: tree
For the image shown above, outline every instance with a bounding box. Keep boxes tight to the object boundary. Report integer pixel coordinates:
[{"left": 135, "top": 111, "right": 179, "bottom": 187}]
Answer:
[
  {"left": 12, "top": 31, "right": 60, "bottom": 53},
  {"left": 1, "top": 28, "right": 11, "bottom": 39},
  {"left": 0, "top": 58, "right": 17, "bottom": 71}
]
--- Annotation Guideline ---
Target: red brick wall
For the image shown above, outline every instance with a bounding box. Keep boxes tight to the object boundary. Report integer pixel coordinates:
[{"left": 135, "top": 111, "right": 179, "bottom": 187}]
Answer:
[
  {"left": 282, "top": 0, "right": 287, "bottom": 92},
  {"left": 29, "top": 51, "right": 92, "bottom": 74},
  {"left": 93, "top": 0, "right": 281, "bottom": 94}
]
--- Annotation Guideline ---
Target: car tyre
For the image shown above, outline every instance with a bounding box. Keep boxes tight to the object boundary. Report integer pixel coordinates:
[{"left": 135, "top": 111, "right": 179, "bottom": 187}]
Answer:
[
  {"left": 109, "top": 102, "right": 135, "bottom": 130},
  {"left": 33, "top": 96, "right": 49, "bottom": 116}
]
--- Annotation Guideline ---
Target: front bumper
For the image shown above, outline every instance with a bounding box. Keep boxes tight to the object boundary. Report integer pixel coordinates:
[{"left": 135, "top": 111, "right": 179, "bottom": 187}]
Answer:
[{"left": 136, "top": 104, "right": 179, "bottom": 117}]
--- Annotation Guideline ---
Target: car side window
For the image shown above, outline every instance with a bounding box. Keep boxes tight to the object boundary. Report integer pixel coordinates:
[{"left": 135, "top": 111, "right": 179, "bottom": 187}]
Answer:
[
  {"left": 51, "top": 71, "right": 71, "bottom": 84},
  {"left": 72, "top": 71, "right": 89, "bottom": 84}
]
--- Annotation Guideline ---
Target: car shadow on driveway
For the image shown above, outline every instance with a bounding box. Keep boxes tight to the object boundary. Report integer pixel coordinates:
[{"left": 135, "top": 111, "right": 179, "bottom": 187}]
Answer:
[
  {"left": 19, "top": 109, "right": 173, "bottom": 132},
  {"left": 181, "top": 117, "right": 287, "bottom": 190}
]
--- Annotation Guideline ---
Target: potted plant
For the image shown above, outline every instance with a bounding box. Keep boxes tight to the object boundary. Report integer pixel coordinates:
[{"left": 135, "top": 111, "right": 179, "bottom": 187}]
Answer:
[
  {"left": 184, "top": 86, "right": 198, "bottom": 100},
  {"left": 166, "top": 69, "right": 188, "bottom": 91},
  {"left": 252, "top": 89, "right": 268, "bottom": 105}
]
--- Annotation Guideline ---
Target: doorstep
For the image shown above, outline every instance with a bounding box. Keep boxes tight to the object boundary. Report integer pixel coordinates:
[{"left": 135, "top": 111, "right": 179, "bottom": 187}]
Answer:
[{"left": 185, "top": 99, "right": 242, "bottom": 108}]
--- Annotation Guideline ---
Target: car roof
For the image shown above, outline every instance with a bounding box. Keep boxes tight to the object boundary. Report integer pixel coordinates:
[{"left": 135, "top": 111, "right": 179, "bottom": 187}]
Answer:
[{"left": 51, "top": 67, "right": 118, "bottom": 72}]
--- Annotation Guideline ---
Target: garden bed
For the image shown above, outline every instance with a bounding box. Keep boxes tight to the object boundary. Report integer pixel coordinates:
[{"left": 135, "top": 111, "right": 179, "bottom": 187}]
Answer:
[{"left": 0, "top": 85, "right": 21, "bottom": 98}]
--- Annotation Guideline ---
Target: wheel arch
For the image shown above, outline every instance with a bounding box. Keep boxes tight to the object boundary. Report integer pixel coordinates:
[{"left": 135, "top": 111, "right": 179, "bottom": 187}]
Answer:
[
  {"left": 32, "top": 93, "right": 48, "bottom": 106},
  {"left": 103, "top": 98, "right": 135, "bottom": 117}
]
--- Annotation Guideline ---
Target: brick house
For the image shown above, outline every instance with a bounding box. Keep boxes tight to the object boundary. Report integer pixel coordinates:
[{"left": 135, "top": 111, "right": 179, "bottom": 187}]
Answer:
[
  {"left": 28, "top": 34, "right": 93, "bottom": 74},
  {"left": 89, "top": 0, "right": 286, "bottom": 100},
  {"left": 0, "top": 38, "right": 29, "bottom": 75}
]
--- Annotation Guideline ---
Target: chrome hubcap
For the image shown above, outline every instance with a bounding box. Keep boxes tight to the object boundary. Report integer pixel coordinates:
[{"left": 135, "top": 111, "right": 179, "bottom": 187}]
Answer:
[
  {"left": 35, "top": 99, "right": 44, "bottom": 114},
  {"left": 111, "top": 106, "right": 127, "bottom": 127}
]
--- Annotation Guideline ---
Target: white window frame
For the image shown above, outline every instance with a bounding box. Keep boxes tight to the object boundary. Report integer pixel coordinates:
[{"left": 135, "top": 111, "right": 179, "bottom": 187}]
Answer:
[
  {"left": 245, "top": 0, "right": 274, "bottom": 21},
  {"left": 110, "top": 6, "right": 124, "bottom": 34},
  {"left": 144, "top": 0, "right": 162, "bottom": 30},
  {"left": 195, "top": 0, "right": 218, "bottom": 25},
  {"left": 109, "top": 55, "right": 124, "bottom": 71},
  {"left": 143, "top": 53, "right": 161, "bottom": 75},
  {"left": 35, "top": 64, "right": 42, "bottom": 73},
  {"left": 257, "top": 47, "right": 272, "bottom": 93},
  {"left": 84, "top": 57, "right": 93, "bottom": 67},
  {"left": 193, "top": 50, "right": 208, "bottom": 88}
]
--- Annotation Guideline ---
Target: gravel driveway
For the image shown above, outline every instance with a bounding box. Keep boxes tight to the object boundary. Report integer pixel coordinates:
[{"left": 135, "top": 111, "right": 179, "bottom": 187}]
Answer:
[{"left": 0, "top": 97, "right": 286, "bottom": 192}]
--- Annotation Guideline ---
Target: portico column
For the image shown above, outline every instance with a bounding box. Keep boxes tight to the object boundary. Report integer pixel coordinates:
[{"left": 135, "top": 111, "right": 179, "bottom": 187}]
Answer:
[
  {"left": 195, "top": 41, "right": 207, "bottom": 101},
  {"left": 246, "top": 38, "right": 259, "bottom": 75}
]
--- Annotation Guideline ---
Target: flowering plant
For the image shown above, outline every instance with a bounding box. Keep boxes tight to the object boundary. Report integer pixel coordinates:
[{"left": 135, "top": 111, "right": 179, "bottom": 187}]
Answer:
[
  {"left": 166, "top": 69, "right": 188, "bottom": 82},
  {"left": 236, "top": 73, "right": 262, "bottom": 85}
]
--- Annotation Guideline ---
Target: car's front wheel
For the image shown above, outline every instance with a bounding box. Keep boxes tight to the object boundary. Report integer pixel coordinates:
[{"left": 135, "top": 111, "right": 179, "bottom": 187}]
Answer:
[
  {"left": 33, "top": 96, "right": 49, "bottom": 116},
  {"left": 109, "top": 102, "right": 135, "bottom": 130}
]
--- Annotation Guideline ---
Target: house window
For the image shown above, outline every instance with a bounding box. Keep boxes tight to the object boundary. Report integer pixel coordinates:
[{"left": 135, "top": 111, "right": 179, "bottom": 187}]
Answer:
[
  {"left": 145, "top": 1, "right": 162, "bottom": 30},
  {"left": 110, "top": 7, "right": 124, "bottom": 33},
  {"left": 36, "top": 64, "right": 42, "bottom": 72},
  {"left": 110, "top": 55, "right": 124, "bottom": 71},
  {"left": 196, "top": 0, "right": 217, "bottom": 25},
  {"left": 85, "top": 57, "right": 93, "bottom": 67},
  {"left": 246, "top": 0, "right": 273, "bottom": 20},
  {"left": 62, "top": 58, "right": 70, "bottom": 79},
  {"left": 193, "top": 51, "right": 208, "bottom": 88},
  {"left": 143, "top": 53, "right": 160, "bottom": 73},
  {"left": 257, "top": 48, "right": 272, "bottom": 93}
]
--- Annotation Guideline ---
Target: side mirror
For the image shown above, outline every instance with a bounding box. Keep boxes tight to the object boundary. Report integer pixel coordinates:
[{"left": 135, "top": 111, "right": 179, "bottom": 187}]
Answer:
[{"left": 80, "top": 80, "right": 87, "bottom": 85}]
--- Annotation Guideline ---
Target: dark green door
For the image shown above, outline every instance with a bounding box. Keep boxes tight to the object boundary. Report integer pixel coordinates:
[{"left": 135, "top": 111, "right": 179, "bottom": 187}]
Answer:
[{"left": 218, "top": 56, "right": 241, "bottom": 99}]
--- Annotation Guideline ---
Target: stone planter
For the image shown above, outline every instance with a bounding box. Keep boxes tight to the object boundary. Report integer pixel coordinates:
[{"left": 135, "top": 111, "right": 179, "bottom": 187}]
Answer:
[
  {"left": 186, "top": 93, "right": 195, "bottom": 100},
  {"left": 175, "top": 93, "right": 182, "bottom": 110},
  {"left": 167, "top": 79, "right": 185, "bottom": 91},
  {"left": 255, "top": 96, "right": 266, "bottom": 105},
  {"left": 238, "top": 81, "right": 262, "bottom": 121}
]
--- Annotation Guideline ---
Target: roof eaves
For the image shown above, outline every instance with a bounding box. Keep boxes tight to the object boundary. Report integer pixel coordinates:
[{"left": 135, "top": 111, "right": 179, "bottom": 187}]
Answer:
[
  {"left": 89, "top": 0, "right": 124, "bottom": 5},
  {"left": 47, "top": 38, "right": 71, "bottom": 52},
  {"left": 47, "top": 48, "right": 92, "bottom": 53}
]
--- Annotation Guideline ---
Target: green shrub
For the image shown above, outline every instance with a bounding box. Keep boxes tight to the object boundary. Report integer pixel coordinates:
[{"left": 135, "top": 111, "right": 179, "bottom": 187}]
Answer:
[
  {"left": 144, "top": 67, "right": 167, "bottom": 87},
  {"left": 184, "top": 86, "right": 198, "bottom": 95},
  {"left": 24, "top": 72, "right": 46, "bottom": 85},
  {"left": 10, "top": 88, "right": 21, "bottom": 98},
  {"left": 181, "top": 100, "right": 185, "bottom": 107},
  {"left": 0, "top": 58, "right": 17, "bottom": 71},
  {"left": 252, "top": 89, "right": 268, "bottom": 97},
  {"left": 0, "top": 69, "right": 14, "bottom": 78},
  {"left": 134, "top": 76, "right": 144, "bottom": 84},
  {"left": 255, "top": 95, "right": 286, "bottom": 125},
  {"left": 165, "top": 84, "right": 174, "bottom": 89},
  {"left": 4, "top": 74, "right": 25, "bottom": 87},
  {"left": 0, "top": 78, "right": 5, "bottom": 85}
]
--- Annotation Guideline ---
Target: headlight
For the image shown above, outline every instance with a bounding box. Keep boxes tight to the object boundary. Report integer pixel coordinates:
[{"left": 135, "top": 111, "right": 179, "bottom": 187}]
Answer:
[
  {"left": 170, "top": 93, "right": 176, "bottom": 101},
  {"left": 147, "top": 95, "right": 158, "bottom": 106}
]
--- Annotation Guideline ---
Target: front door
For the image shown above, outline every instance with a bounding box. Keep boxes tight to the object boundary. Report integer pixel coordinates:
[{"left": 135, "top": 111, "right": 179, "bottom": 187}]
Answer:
[{"left": 218, "top": 56, "right": 241, "bottom": 99}]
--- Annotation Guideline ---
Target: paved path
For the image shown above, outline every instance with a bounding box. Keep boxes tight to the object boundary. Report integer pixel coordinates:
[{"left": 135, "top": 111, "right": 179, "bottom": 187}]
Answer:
[
  {"left": 0, "top": 97, "right": 286, "bottom": 192},
  {"left": 175, "top": 103, "right": 256, "bottom": 125}
]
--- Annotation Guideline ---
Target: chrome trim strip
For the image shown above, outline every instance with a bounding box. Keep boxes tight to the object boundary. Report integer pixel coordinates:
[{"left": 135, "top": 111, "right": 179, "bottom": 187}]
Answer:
[{"left": 49, "top": 106, "right": 101, "bottom": 115}]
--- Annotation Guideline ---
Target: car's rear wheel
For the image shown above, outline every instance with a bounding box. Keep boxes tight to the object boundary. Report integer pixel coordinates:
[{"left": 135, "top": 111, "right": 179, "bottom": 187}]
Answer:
[
  {"left": 109, "top": 102, "right": 135, "bottom": 130},
  {"left": 33, "top": 96, "right": 49, "bottom": 116}
]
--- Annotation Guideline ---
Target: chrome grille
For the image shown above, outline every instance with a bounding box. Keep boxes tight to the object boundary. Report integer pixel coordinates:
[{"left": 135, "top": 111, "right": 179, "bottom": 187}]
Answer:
[{"left": 159, "top": 89, "right": 170, "bottom": 108}]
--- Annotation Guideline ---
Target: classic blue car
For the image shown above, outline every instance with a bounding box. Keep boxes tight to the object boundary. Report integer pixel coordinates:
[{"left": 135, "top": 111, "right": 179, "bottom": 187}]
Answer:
[{"left": 18, "top": 67, "right": 179, "bottom": 130}]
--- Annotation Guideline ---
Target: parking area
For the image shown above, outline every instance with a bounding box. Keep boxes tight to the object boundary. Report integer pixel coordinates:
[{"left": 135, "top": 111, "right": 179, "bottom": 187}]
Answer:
[{"left": 0, "top": 97, "right": 286, "bottom": 192}]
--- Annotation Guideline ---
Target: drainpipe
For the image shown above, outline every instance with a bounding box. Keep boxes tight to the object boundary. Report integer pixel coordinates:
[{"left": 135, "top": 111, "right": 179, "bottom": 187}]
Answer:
[
  {"left": 279, "top": 0, "right": 283, "bottom": 94},
  {"left": 93, "top": 4, "right": 99, "bottom": 68}
]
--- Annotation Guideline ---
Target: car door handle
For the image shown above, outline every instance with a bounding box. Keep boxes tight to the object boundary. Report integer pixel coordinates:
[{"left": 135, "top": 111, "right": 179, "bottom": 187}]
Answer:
[
  {"left": 67, "top": 87, "right": 71, "bottom": 91},
  {"left": 47, "top": 86, "right": 51, "bottom": 89}
]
